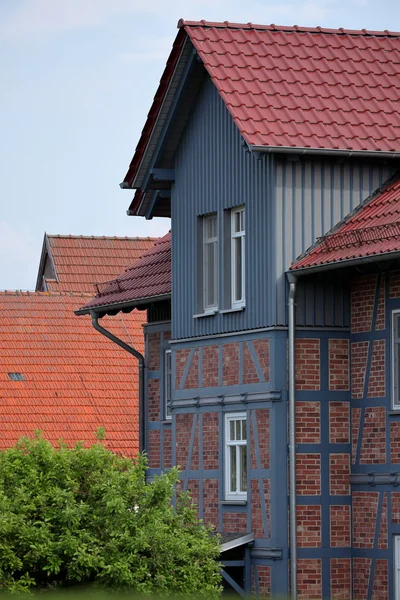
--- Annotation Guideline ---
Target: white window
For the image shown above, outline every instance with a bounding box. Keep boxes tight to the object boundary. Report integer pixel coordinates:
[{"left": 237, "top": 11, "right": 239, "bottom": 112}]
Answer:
[
  {"left": 225, "top": 413, "right": 247, "bottom": 500},
  {"left": 203, "top": 214, "right": 218, "bottom": 311},
  {"left": 231, "top": 207, "right": 245, "bottom": 308},
  {"left": 395, "top": 536, "right": 400, "bottom": 598},
  {"left": 392, "top": 311, "right": 400, "bottom": 408},
  {"left": 165, "top": 350, "right": 172, "bottom": 420}
]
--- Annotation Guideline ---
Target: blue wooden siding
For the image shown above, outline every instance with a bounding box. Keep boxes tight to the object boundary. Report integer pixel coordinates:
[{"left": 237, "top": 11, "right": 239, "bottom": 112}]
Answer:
[
  {"left": 172, "top": 74, "right": 395, "bottom": 338},
  {"left": 275, "top": 160, "right": 394, "bottom": 324},
  {"left": 172, "top": 76, "right": 275, "bottom": 339}
]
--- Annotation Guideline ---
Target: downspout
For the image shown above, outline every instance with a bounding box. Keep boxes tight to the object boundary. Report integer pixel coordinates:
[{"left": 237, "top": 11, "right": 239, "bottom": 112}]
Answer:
[
  {"left": 287, "top": 274, "right": 297, "bottom": 600},
  {"left": 90, "top": 310, "right": 145, "bottom": 454}
]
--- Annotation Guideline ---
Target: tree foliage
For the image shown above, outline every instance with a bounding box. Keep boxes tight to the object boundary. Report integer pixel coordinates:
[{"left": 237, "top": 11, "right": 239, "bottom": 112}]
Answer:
[{"left": 0, "top": 434, "right": 221, "bottom": 596}]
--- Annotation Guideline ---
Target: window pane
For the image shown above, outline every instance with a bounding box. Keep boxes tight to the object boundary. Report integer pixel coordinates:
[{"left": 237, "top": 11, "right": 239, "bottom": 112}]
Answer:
[
  {"left": 234, "top": 237, "right": 242, "bottom": 301},
  {"left": 234, "top": 211, "right": 241, "bottom": 233},
  {"left": 240, "top": 445, "right": 247, "bottom": 491},
  {"left": 230, "top": 446, "right": 237, "bottom": 492},
  {"left": 397, "top": 315, "right": 400, "bottom": 339},
  {"left": 206, "top": 243, "right": 215, "bottom": 306},
  {"left": 230, "top": 420, "right": 235, "bottom": 441},
  {"left": 235, "top": 419, "right": 241, "bottom": 440},
  {"left": 397, "top": 344, "right": 400, "bottom": 406},
  {"left": 242, "top": 419, "right": 247, "bottom": 440}
]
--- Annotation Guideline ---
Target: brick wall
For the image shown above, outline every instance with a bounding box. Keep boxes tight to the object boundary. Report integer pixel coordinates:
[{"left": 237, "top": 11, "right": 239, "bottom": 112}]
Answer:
[
  {"left": 331, "top": 558, "right": 351, "bottom": 599},
  {"left": 295, "top": 339, "right": 320, "bottom": 390},
  {"left": 202, "top": 344, "right": 219, "bottom": 387},
  {"left": 297, "top": 559, "right": 322, "bottom": 599},
  {"left": 329, "top": 339, "right": 350, "bottom": 390},
  {"left": 351, "top": 274, "right": 376, "bottom": 333}
]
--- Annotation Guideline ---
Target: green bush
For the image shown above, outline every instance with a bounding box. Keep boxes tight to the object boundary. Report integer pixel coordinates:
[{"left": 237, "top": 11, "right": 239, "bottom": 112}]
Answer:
[{"left": 0, "top": 434, "right": 221, "bottom": 596}]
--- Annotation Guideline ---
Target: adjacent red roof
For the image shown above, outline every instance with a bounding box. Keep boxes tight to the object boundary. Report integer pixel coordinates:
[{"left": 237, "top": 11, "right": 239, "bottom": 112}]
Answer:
[
  {"left": 78, "top": 233, "right": 171, "bottom": 315},
  {"left": 291, "top": 173, "right": 400, "bottom": 271},
  {"left": 36, "top": 234, "right": 157, "bottom": 293},
  {"left": 123, "top": 20, "right": 400, "bottom": 199},
  {"left": 0, "top": 292, "right": 143, "bottom": 456}
]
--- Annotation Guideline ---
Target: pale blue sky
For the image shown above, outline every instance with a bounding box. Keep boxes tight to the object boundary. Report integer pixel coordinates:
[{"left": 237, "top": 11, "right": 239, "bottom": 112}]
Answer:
[{"left": 1, "top": 0, "right": 399, "bottom": 290}]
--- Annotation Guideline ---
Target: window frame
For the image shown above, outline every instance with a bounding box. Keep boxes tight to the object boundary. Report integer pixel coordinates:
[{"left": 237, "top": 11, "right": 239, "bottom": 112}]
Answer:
[
  {"left": 224, "top": 412, "right": 248, "bottom": 501},
  {"left": 231, "top": 206, "right": 245, "bottom": 309},
  {"left": 395, "top": 535, "right": 400, "bottom": 598},
  {"left": 203, "top": 213, "right": 218, "bottom": 312},
  {"left": 392, "top": 310, "right": 400, "bottom": 409},
  {"left": 164, "top": 349, "right": 172, "bottom": 420}
]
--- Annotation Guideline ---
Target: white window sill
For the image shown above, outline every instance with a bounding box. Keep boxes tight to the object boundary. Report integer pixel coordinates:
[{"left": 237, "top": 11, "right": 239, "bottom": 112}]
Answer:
[
  {"left": 220, "top": 499, "right": 247, "bottom": 505},
  {"left": 193, "top": 309, "right": 218, "bottom": 319},
  {"left": 221, "top": 305, "right": 245, "bottom": 314},
  {"left": 388, "top": 409, "right": 400, "bottom": 416}
]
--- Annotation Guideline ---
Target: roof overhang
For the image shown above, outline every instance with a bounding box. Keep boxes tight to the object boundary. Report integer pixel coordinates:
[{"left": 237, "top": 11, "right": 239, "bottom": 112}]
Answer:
[
  {"left": 75, "top": 293, "right": 171, "bottom": 318},
  {"left": 220, "top": 532, "right": 255, "bottom": 553},
  {"left": 250, "top": 145, "right": 400, "bottom": 160},
  {"left": 289, "top": 250, "right": 400, "bottom": 278}
]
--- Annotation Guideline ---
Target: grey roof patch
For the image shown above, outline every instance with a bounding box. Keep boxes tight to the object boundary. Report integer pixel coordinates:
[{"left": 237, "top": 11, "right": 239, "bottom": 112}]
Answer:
[{"left": 220, "top": 532, "right": 254, "bottom": 552}]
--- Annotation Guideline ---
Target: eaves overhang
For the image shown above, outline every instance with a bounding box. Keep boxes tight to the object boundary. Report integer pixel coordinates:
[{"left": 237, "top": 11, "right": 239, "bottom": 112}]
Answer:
[
  {"left": 75, "top": 293, "right": 171, "bottom": 318},
  {"left": 220, "top": 532, "right": 255, "bottom": 553},
  {"left": 288, "top": 250, "right": 400, "bottom": 278},
  {"left": 121, "top": 29, "right": 191, "bottom": 192},
  {"left": 250, "top": 145, "right": 400, "bottom": 160}
]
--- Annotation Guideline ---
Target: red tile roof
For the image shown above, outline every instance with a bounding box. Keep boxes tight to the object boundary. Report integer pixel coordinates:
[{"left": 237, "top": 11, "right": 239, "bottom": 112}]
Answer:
[
  {"left": 36, "top": 234, "right": 157, "bottom": 293},
  {"left": 291, "top": 172, "right": 400, "bottom": 271},
  {"left": 0, "top": 291, "right": 144, "bottom": 456},
  {"left": 78, "top": 233, "right": 171, "bottom": 315},
  {"left": 123, "top": 20, "right": 400, "bottom": 202}
]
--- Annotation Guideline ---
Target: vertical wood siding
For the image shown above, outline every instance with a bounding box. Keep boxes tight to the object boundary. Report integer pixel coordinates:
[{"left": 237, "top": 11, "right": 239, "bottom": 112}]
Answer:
[{"left": 172, "top": 75, "right": 396, "bottom": 337}]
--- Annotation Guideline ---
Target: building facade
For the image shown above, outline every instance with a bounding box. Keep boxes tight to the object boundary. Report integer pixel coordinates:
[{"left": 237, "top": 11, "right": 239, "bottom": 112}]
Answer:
[{"left": 80, "top": 21, "right": 400, "bottom": 599}]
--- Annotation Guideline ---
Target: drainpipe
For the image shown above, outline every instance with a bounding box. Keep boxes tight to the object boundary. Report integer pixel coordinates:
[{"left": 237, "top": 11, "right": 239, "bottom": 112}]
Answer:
[
  {"left": 287, "top": 274, "right": 298, "bottom": 600},
  {"left": 90, "top": 310, "right": 145, "bottom": 454}
]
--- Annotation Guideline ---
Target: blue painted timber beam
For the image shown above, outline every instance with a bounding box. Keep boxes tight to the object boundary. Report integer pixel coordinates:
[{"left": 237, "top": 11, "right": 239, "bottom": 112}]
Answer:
[
  {"left": 145, "top": 190, "right": 159, "bottom": 221},
  {"left": 151, "top": 168, "right": 175, "bottom": 182}
]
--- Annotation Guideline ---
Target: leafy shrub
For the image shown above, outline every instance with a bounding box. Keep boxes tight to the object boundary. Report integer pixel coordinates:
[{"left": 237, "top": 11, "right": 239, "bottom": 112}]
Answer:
[{"left": 0, "top": 434, "right": 221, "bottom": 596}]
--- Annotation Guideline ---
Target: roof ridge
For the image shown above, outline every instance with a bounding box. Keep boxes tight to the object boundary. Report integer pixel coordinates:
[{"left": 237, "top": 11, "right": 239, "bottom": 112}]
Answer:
[
  {"left": 47, "top": 234, "right": 159, "bottom": 241},
  {"left": 0, "top": 290, "right": 95, "bottom": 297},
  {"left": 178, "top": 19, "right": 400, "bottom": 37}
]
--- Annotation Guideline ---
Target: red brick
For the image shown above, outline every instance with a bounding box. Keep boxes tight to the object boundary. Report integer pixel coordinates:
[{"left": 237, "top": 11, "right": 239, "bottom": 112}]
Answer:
[
  {"left": 378, "top": 493, "right": 388, "bottom": 550},
  {"left": 390, "top": 270, "right": 400, "bottom": 298},
  {"left": 330, "top": 505, "right": 351, "bottom": 547},
  {"left": 163, "top": 427, "right": 172, "bottom": 468},
  {"left": 203, "top": 479, "right": 219, "bottom": 529},
  {"left": 297, "top": 505, "right": 321, "bottom": 547},
  {"left": 368, "top": 340, "right": 386, "bottom": 397},
  {"left": 360, "top": 407, "right": 386, "bottom": 464},
  {"left": 202, "top": 412, "right": 219, "bottom": 470},
  {"left": 255, "top": 565, "right": 271, "bottom": 597},
  {"left": 330, "top": 453, "right": 350, "bottom": 495},
  {"left": 176, "top": 413, "right": 194, "bottom": 469},
  {"left": 148, "top": 378, "right": 160, "bottom": 421},
  {"left": 353, "top": 557, "right": 372, "bottom": 600},
  {"left": 184, "top": 348, "right": 199, "bottom": 389},
  {"left": 376, "top": 273, "right": 386, "bottom": 330},
  {"left": 351, "top": 341, "right": 369, "bottom": 398},
  {"left": 295, "top": 339, "right": 320, "bottom": 390},
  {"left": 222, "top": 343, "right": 240, "bottom": 386},
  {"left": 252, "top": 339, "right": 270, "bottom": 382},
  {"left": 297, "top": 453, "right": 321, "bottom": 495},
  {"left": 148, "top": 331, "right": 161, "bottom": 370},
  {"left": 297, "top": 559, "right": 322, "bottom": 599},
  {"left": 329, "top": 339, "right": 350, "bottom": 390},
  {"left": 372, "top": 559, "right": 388, "bottom": 600},
  {"left": 223, "top": 511, "right": 248, "bottom": 533},
  {"left": 331, "top": 558, "right": 351, "bottom": 600},
  {"left": 175, "top": 348, "right": 190, "bottom": 389},
  {"left": 188, "top": 479, "right": 199, "bottom": 517},
  {"left": 352, "top": 492, "right": 379, "bottom": 548},
  {"left": 202, "top": 345, "right": 219, "bottom": 387},
  {"left": 251, "top": 478, "right": 270, "bottom": 539},
  {"left": 296, "top": 401, "right": 320, "bottom": 444},
  {"left": 243, "top": 342, "right": 259, "bottom": 384},
  {"left": 351, "top": 274, "right": 376, "bottom": 333},
  {"left": 329, "top": 402, "right": 350, "bottom": 444},
  {"left": 250, "top": 409, "right": 270, "bottom": 470},
  {"left": 352, "top": 407, "right": 361, "bottom": 464},
  {"left": 190, "top": 415, "right": 200, "bottom": 470},
  {"left": 392, "top": 492, "right": 400, "bottom": 523},
  {"left": 391, "top": 422, "right": 400, "bottom": 464},
  {"left": 148, "top": 430, "right": 160, "bottom": 468}
]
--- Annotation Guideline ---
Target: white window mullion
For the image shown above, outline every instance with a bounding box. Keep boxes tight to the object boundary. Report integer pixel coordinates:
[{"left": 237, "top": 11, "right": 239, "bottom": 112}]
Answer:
[{"left": 231, "top": 207, "right": 245, "bottom": 308}]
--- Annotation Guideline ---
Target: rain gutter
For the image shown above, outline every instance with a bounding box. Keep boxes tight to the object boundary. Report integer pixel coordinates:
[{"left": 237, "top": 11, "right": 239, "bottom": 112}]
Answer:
[
  {"left": 90, "top": 310, "right": 145, "bottom": 454},
  {"left": 250, "top": 145, "right": 400, "bottom": 160},
  {"left": 75, "top": 294, "right": 171, "bottom": 317},
  {"left": 287, "top": 272, "right": 298, "bottom": 600}
]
